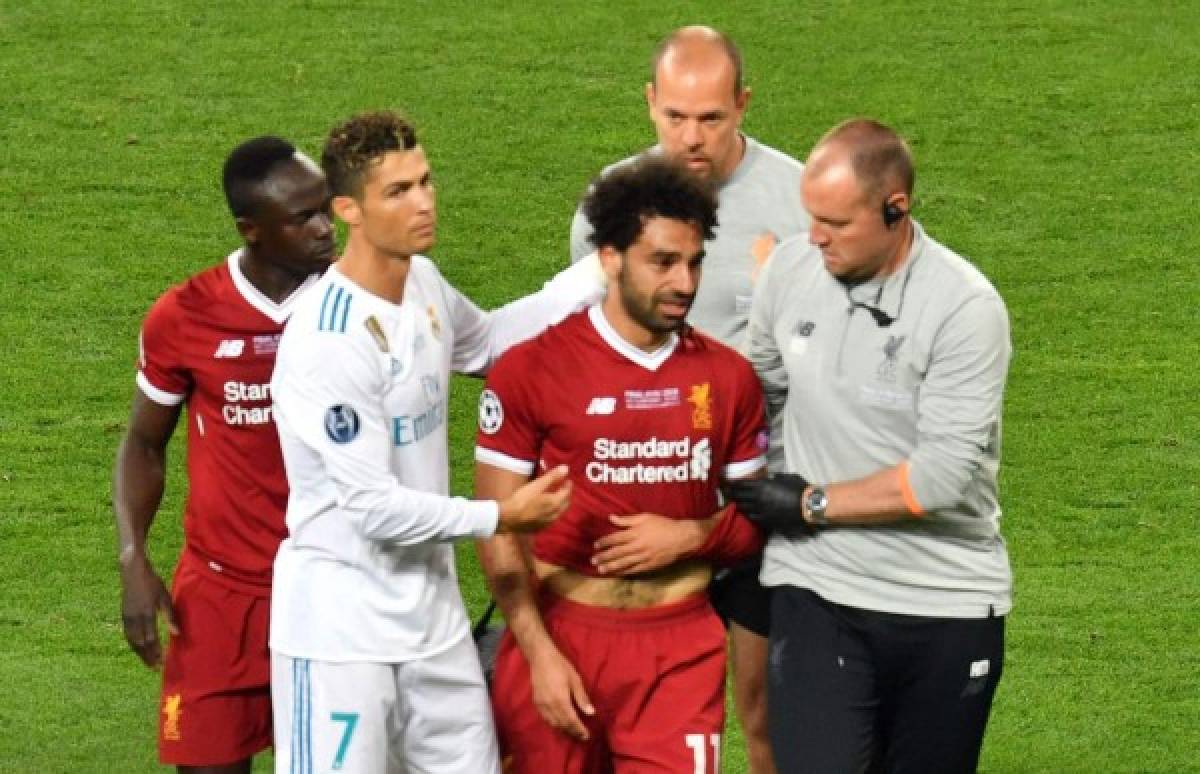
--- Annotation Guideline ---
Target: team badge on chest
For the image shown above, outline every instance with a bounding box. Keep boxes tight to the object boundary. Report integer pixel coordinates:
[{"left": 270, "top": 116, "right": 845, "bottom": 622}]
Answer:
[
  {"left": 688, "top": 382, "right": 712, "bottom": 430},
  {"left": 876, "top": 335, "right": 907, "bottom": 383}
]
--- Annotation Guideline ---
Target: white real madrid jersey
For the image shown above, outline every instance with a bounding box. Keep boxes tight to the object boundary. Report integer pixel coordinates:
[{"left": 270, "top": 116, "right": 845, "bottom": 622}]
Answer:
[{"left": 269, "top": 255, "right": 604, "bottom": 662}]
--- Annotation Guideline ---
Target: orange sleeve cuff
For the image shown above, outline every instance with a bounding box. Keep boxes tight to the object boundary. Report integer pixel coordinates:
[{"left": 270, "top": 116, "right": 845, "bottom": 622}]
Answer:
[{"left": 897, "top": 462, "right": 925, "bottom": 517}]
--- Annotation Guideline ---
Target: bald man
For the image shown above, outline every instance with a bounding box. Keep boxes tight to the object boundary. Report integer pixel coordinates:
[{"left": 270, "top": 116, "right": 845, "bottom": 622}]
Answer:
[
  {"left": 568, "top": 27, "right": 809, "bottom": 773},
  {"left": 731, "top": 119, "right": 1012, "bottom": 773}
]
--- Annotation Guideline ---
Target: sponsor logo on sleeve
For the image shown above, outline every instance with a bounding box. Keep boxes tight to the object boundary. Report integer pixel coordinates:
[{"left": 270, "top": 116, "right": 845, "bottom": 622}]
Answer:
[
  {"left": 324, "top": 405, "right": 361, "bottom": 444},
  {"left": 479, "top": 389, "right": 503, "bottom": 434}
]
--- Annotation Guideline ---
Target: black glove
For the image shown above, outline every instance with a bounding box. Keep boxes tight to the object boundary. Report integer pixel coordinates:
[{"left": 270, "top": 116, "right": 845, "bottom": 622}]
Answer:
[{"left": 723, "top": 473, "right": 812, "bottom": 534}]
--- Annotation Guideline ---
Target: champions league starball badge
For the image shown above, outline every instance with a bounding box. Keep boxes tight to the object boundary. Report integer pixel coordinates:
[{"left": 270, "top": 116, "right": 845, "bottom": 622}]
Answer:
[
  {"left": 324, "top": 404, "right": 361, "bottom": 443},
  {"left": 478, "top": 389, "right": 503, "bottom": 434}
]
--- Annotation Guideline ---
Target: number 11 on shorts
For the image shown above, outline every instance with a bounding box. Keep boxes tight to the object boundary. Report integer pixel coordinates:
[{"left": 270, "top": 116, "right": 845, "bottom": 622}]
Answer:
[{"left": 685, "top": 732, "right": 721, "bottom": 774}]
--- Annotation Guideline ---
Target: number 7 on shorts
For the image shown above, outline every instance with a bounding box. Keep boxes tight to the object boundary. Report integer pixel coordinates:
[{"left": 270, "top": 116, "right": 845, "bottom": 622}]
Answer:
[{"left": 330, "top": 712, "right": 359, "bottom": 770}]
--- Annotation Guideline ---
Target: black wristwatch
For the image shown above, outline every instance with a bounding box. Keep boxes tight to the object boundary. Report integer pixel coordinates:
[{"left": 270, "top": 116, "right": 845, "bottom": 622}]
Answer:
[{"left": 804, "top": 487, "right": 829, "bottom": 526}]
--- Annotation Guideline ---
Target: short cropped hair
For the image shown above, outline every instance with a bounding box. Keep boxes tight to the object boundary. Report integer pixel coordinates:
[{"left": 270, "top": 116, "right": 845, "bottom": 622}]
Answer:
[
  {"left": 584, "top": 155, "right": 718, "bottom": 253},
  {"left": 651, "top": 26, "right": 744, "bottom": 96},
  {"left": 222, "top": 136, "right": 297, "bottom": 218},
  {"left": 817, "top": 118, "right": 915, "bottom": 199},
  {"left": 322, "top": 110, "right": 418, "bottom": 197}
]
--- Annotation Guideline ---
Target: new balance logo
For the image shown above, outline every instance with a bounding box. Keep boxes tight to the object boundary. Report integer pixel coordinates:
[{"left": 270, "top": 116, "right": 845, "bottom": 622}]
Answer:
[
  {"left": 213, "top": 339, "right": 245, "bottom": 358},
  {"left": 586, "top": 397, "right": 616, "bottom": 415}
]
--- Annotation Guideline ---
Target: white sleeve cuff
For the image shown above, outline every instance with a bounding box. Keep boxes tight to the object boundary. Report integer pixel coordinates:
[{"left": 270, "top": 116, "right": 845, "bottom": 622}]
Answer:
[
  {"left": 724, "top": 455, "right": 767, "bottom": 479},
  {"left": 474, "top": 446, "right": 537, "bottom": 476},
  {"left": 465, "top": 499, "right": 500, "bottom": 538},
  {"left": 136, "top": 372, "right": 185, "bottom": 406}
]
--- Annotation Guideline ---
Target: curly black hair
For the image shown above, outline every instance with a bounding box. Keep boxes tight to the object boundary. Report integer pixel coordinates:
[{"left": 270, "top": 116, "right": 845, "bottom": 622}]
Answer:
[
  {"left": 321, "top": 110, "right": 418, "bottom": 197},
  {"left": 583, "top": 155, "right": 718, "bottom": 252},
  {"left": 221, "top": 136, "right": 296, "bottom": 218}
]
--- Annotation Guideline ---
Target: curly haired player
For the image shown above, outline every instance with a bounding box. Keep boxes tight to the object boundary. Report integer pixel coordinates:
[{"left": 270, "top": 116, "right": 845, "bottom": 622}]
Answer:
[{"left": 478, "top": 156, "right": 768, "bottom": 774}]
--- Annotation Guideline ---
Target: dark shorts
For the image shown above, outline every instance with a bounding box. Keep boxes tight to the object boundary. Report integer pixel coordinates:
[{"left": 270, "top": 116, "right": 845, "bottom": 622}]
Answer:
[
  {"left": 709, "top": 556, "right": 772, "bottom": 637},
  {"left": 493, "top": 592, "right": 726, "bottom": 774},
  {"left": 159, "top": 552, "right": 272, "bottom": 766}
]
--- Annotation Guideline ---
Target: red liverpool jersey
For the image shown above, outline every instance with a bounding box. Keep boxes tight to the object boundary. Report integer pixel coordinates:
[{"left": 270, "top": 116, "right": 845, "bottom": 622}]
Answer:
[
  {"left": 136, "top": 250, "right": 321, "bottom": 590},
  {"left": 476, "top": 306, "right": 768, "bottom": 574}
]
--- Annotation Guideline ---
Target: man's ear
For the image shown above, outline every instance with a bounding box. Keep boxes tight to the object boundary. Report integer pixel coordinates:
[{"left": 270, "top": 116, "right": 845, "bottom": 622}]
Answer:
[
  {"left": 644, "top": 82, "right": 656, "bottom": 116},
  {"left": 332, "top": 195, "right": 362, "bottom": 227},
  {"left": 734, "top": 87, "right": 752, "bottom": 120},
  {"left": 235, "top": 216, "right": 258, "bottom": 246},
  {"left": 598, "top": 245, "right": 623, "bottom": 282}
]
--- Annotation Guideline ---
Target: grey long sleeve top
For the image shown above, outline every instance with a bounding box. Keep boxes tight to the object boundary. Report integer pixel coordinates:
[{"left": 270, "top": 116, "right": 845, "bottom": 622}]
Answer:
[{"left": 748, "top": 222, "right": 1013, "bottom": 617}]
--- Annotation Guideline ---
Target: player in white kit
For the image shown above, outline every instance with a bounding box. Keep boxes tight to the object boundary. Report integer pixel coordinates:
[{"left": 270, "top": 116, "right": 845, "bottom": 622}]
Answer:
[{"left": 269, "top": 111, "right": 606, "bottom": 774}]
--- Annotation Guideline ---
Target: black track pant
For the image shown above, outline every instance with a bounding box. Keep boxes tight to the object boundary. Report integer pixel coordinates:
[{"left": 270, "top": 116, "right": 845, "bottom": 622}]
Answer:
[{"left": 767, "top": 587, "right": 1004, "bottom": 774}]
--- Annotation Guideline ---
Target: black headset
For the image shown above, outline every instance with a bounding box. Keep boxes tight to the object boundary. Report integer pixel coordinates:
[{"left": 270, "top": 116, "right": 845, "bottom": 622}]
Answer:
[{"left": 882, "top": 198, "right": 906, "bottom": 228}]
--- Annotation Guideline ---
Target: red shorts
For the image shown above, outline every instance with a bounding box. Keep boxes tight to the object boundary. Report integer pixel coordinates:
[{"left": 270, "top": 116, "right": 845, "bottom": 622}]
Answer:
[
  {"left": 158, "top": 550, "right": 272, "bottom": 766},
  {"left": 493, "top": 592, "right": 726, "bottom": 774}
]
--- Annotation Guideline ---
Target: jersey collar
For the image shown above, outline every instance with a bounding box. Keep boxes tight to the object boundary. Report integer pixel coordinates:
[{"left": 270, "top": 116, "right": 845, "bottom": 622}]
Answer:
[
  {"left": 587, "top": 305, "right": 679, "bottom": 372},
  {"left": 227, "top": 248, "right": 322, "bottom": 324}
]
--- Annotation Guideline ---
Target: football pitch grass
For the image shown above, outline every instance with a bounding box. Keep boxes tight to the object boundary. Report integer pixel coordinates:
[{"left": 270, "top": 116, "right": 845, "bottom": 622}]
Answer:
[{"left": 2, "top": 1, "right": 1197, "bottom": 771}]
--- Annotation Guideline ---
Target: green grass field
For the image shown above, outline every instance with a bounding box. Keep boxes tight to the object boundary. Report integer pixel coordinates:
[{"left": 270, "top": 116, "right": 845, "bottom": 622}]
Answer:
[{"left": 2, "top": 1, "right": 1198, "bottom": 771}]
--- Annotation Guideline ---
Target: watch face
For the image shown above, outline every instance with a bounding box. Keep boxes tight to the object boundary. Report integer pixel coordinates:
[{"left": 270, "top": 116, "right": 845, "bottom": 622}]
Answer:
[{"left": 807, "top": 488, "right": 828, "bottom": 517}]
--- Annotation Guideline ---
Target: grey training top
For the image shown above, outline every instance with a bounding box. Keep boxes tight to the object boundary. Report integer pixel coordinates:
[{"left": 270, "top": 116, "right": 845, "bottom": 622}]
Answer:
[
  {"left": 570, "top": 136, "right": 809, "bottom": 350},
  {"left": 748, "top": 223, "right": 1013, "bottom": 618}
]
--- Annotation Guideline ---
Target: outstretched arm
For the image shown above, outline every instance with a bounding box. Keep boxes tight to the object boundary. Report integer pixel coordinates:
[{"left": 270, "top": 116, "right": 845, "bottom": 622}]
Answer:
[
  {"left": 112, "top": 390, "right": 182, "bottom": 669},
  {"left": 448, "top": 254, "right": 607, "bottom": 376}
]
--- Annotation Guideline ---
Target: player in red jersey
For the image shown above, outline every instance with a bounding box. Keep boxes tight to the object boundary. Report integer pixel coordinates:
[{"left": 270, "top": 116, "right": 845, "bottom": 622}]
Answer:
[
  {"left": 475, "top": 156, "right": 768, "bottom": 773},
  {"left": 112, "top": 136, "right": 334, "bottom": 774}
]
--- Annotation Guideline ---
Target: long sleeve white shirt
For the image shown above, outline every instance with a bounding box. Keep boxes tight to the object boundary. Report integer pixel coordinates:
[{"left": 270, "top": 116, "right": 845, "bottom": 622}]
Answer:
[{"left": 270, "top": 255, "right": 604, "bottom": 661}]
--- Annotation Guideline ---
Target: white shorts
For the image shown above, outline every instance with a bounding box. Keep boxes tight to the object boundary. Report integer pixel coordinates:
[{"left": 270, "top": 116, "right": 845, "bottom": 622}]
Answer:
[{"left": 271, "top": 635, "right": 500, "bottom": 774}]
